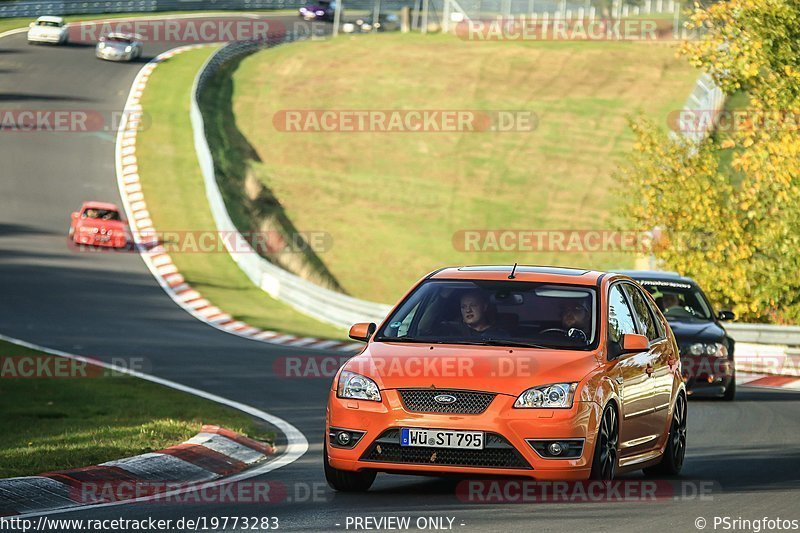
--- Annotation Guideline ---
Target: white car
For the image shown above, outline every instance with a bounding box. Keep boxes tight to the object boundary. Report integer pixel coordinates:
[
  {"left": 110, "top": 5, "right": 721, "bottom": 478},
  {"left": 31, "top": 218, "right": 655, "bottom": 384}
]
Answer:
[
  {"left": 27, "top": 16, "right": 69, "bottom": 45},
  {"left": 96, "top": 33, "right": 143, "bottom": 62}
]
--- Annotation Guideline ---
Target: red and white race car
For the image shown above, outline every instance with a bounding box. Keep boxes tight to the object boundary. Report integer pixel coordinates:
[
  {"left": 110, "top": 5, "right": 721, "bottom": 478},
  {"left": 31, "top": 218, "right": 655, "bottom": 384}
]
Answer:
[{"left": 69, "top": 201, "right": 129, "bottom": 249}]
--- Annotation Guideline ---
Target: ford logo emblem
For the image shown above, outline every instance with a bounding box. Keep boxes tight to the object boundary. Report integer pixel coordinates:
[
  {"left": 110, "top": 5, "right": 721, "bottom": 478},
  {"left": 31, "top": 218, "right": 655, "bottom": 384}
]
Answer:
[{"left": 433, "top": 394, "right": 457, "bottom": 404}]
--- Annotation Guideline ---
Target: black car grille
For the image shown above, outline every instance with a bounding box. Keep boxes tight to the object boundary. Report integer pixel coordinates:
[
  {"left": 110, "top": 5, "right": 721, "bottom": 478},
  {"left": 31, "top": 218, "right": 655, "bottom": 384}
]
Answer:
[
  {"left": 360, "top": 429, "right": 531, "bottom": 469},
  {"left": 398, "top": 389, "right": 495, "bottom": 414}
]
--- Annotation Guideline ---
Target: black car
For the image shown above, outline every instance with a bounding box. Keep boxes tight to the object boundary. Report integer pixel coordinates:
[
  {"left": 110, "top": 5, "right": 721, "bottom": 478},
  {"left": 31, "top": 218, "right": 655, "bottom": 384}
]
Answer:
[{"left": 619, "top": 270, "right": 737, "bottom": 400}]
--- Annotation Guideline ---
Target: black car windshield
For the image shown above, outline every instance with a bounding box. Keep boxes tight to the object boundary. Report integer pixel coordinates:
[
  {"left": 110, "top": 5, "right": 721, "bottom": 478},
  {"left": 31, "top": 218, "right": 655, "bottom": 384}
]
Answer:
[
  {"left": 635, "top": 280, "right": 713, "bottom": 322},
  {"left": 375, "top": 280, "right": 597, "bottom": 350},
  {"left": 82, "top": 208, "right": 120, "bottom": 220}
]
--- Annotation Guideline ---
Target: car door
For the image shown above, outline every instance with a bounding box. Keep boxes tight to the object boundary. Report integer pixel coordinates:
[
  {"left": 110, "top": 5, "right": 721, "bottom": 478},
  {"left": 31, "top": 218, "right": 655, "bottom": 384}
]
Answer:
[
  {"left": 607, "top": 283, "right": 655, "bottom": 458},
  {"left": 622, "top": 283, "right": 673, "bottom": 445}
]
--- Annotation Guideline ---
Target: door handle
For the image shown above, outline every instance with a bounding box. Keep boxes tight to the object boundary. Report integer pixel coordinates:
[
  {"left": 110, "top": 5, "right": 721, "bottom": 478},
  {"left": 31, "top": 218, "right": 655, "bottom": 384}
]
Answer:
[{"left": 645, "top": 364, "right": 655, "bottom": 376}]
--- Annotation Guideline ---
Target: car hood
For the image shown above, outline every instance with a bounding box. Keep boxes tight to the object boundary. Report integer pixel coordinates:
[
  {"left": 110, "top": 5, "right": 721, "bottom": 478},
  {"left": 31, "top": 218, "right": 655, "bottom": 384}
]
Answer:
[
  {"left": 342, "top": 342, "right": 601, "bottom": 396},
  {"left": 102, "top": 41, "right": 133, "bottom": 50},
  {"left": 666, "top": 320, "right": 727, "bottom": 343}
]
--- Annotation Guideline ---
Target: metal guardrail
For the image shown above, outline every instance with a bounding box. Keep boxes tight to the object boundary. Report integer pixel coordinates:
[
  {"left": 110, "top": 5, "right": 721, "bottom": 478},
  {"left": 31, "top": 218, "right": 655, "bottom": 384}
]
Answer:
[
  {"left": 191, "top": 35, "right": 391, "bottom": 329},
  {"left": 727, "top": 324, "right": 800, "bottom": 347},
  {"left": 0, "top": 0, "right": 419, "bottom": 18}
]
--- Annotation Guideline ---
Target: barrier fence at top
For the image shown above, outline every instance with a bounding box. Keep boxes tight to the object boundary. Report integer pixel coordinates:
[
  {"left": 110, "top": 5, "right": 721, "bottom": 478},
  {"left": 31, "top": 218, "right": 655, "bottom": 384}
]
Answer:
[{"left": 0, "top": 0, "right": 682, "bottom": 19}]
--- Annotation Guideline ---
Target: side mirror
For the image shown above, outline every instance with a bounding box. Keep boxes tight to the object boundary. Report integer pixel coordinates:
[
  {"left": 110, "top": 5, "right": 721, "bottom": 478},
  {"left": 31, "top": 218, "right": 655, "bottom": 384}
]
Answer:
[
  {"left": 71, "top": 212, "right": 79, "bottom": 219},
  {"left": 349, "top": 322, "right": 376, "bottom": 343},
  {"left": 621, "top": 333, "right": 649, "bottom": 353},
  {"left": 29, "top": 22, "right": 35, "bottom": 28},
  {"left": 717, "top": 310, "right": 735, "bottom": 321}
]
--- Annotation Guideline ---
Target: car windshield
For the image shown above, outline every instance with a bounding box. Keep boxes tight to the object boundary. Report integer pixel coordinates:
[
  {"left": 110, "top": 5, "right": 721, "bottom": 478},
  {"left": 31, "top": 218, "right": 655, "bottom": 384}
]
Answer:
[
  {"left": 375, "top": 279, "right": 597, "bottom": 350},
  {"left": 37, "top": 21, "right": 62, "bottom": 27},
  {"left": 82, "top": 208, "right": 120, "bottom": 221},
  {"left": 106, "top": 36, "right": 133, "bottom": 43},
  {"left": 635, "top": 280, "right": 713, "bottom": 322}
]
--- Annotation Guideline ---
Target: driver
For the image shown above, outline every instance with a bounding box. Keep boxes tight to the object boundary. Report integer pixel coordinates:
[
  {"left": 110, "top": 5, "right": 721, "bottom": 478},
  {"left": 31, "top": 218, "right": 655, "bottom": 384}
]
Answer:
[
  {"left": 661, "top": 293, "right": 682, "bottom": 314},
  {"left": 441, "top": 290, "right": 508, "bottom": 339},
  {"left": 560, "top": 302, "right": 590, "bottom": 341}
]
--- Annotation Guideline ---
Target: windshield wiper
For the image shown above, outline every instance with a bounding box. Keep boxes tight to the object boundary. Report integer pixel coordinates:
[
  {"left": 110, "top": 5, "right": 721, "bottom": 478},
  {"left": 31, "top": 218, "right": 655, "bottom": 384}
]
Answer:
[{"left": 453, "top": 339, "right": 551, "bottom": 349}]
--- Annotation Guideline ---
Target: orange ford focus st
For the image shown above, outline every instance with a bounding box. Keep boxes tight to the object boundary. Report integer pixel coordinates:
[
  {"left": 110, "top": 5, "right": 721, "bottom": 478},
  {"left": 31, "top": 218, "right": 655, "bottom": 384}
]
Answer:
[{"left": 325, "top": 266, "right": 687, "bottom": 491}]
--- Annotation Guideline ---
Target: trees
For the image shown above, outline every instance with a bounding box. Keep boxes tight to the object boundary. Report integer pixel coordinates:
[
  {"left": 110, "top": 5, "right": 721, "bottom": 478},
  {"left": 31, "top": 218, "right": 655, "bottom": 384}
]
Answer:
[{"left": 619, "top": 0, "right": 800, "bottom": 322}]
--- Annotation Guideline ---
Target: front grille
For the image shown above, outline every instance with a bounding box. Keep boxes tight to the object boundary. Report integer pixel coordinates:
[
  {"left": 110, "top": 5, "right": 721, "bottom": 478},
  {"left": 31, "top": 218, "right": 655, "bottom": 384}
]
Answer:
[
  {"left": 398, "top": 389, "right": 495, "bottom": 414},
  {"left": 361, "top": 429, "right": 530, "bottom": 469}
]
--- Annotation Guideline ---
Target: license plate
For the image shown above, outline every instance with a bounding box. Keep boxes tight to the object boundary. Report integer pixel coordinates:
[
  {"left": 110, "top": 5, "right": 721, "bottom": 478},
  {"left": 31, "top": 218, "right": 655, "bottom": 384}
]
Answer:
[
  {"left": 96, "top": 236, "right": 110, "bottom": 242},
  {"left": 400, "top": 428, "right": 484, "bottom": 449}
]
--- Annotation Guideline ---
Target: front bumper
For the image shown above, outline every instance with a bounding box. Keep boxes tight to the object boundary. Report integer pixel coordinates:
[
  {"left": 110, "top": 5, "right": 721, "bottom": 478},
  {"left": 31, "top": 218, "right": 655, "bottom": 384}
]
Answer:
[
  {"left": 326, "top": 389, "right": 601, "bottom": 480},
  {"left": 681, "top": 355, "right": 734, "bottom": 397},
  {"left": 96, "top": 48, "right": 135, "bottom": 61},
  {"left": 74, "top": 233, "right": 127, "bottom": 248}
]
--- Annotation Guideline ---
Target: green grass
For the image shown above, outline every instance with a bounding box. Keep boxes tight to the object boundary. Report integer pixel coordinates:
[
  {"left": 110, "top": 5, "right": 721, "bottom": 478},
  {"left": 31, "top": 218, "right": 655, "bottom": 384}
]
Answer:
[
  {"left": 229, "top": 33, "right": 699, "bottom": 302},
  {"left": 135, "top": 47, "right": 347, "bottom": 340},
  {"left": 0, "top": 340, "right": 272, "bottom": 478}
]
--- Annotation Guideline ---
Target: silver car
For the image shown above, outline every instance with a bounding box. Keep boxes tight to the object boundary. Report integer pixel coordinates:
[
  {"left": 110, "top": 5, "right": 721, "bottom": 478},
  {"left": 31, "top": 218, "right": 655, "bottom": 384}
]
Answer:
[{"left": 96, "top": 33, "right": 142, "bottom": 62}]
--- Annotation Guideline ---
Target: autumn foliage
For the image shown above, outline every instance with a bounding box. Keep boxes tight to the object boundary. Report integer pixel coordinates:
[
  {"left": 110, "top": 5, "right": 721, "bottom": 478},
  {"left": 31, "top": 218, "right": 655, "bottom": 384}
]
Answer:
[{"left": 619, "top": 0, "right": 800, "bottom": 323}]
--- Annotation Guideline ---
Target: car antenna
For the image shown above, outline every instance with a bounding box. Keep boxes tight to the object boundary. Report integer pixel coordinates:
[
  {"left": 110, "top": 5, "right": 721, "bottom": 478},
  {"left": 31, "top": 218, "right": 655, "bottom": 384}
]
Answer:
[{"left": 508, "top": 262, "right": 518, "bottom": 279}]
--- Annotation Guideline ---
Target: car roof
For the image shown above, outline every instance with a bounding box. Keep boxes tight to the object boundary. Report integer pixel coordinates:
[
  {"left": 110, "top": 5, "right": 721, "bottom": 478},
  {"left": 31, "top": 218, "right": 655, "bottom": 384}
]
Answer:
[
  {"left": 615, "top": 269, "right": 698, "bottom": 286},
  {"left": 81, "top": 201, "right": 120, "bottom": 211},
  {"left": 429, "top": 265, "right": 606, "bottom": 286},
  {"left": 36, "top": 16, "right": 64, "bottom": 23}
]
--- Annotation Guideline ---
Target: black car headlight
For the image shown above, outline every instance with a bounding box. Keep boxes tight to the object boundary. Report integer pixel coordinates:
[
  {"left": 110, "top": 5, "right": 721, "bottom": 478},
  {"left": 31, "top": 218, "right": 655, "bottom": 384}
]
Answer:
[{"left": 687, "top": 342, "right": 728, "bottom": 357}]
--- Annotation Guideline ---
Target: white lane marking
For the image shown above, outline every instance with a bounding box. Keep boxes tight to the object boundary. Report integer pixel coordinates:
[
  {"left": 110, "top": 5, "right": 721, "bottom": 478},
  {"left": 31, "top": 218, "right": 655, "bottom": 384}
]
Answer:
[{"left": 0, "top": 332, "right": 309, "bottom": 519}]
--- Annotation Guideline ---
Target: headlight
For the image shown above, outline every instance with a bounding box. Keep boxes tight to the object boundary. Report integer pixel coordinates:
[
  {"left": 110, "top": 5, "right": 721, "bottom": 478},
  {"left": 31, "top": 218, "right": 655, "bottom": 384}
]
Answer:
[
  {"left": 125, "top": 45, "right": 132, "bottom": 53},
  {"left": 99, "top": 42, "right": 105, "bottom": 49},
  {"left": 688, "top": 342, "right": 728, "bottom": 358},
  {"left": 514, "top": 383, "right": 577, "bottom": 409},
  {"left": 337, "top": 371, "right": 381, "bottom": 402}
]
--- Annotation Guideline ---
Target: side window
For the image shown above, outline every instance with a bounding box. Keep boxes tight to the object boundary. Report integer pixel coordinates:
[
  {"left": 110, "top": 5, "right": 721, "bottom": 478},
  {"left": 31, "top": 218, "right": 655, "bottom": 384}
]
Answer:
[
  {"left": 608, "top": 285, "right": 637, "bottom": 344},
  {"left": 645, "top": 297, "right": 666, "bottom": 339},
  {"left": 623, "top": 284, "right": 659, "bottom": 341}
]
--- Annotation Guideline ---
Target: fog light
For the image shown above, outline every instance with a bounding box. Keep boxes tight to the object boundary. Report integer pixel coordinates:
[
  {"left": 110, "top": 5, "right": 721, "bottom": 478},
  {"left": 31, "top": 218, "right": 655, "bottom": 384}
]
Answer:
[
  {"left": 548, "top": 442, "right": 564, "bottom": 456},
  {"left": 336, "top": 431, "right": 351, "bottom": 446},
  {"left": 707, "top": 375, "right": 715, "bottom": 383}
]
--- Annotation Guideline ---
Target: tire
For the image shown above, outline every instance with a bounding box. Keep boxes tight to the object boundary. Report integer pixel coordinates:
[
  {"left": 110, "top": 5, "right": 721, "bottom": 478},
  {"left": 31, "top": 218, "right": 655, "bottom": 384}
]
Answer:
[
  {"left": 323, "top": 442, "right": 375, "bottom": 492},
  {"left": 589, "top": 404, "right": 618, "bottom": 480},
  {"left": 643, "top": 392, "right": 687, "bottom": 477},
  {"left": 723, "top": 373, "right": 736, "bottom": 401}
]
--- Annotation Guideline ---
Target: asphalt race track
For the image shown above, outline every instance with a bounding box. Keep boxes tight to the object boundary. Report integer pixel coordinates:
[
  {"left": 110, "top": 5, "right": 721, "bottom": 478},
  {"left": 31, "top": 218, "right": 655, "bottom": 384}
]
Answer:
[{"left": 1, "top": 17, "right": 799, "bottom": 532}]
